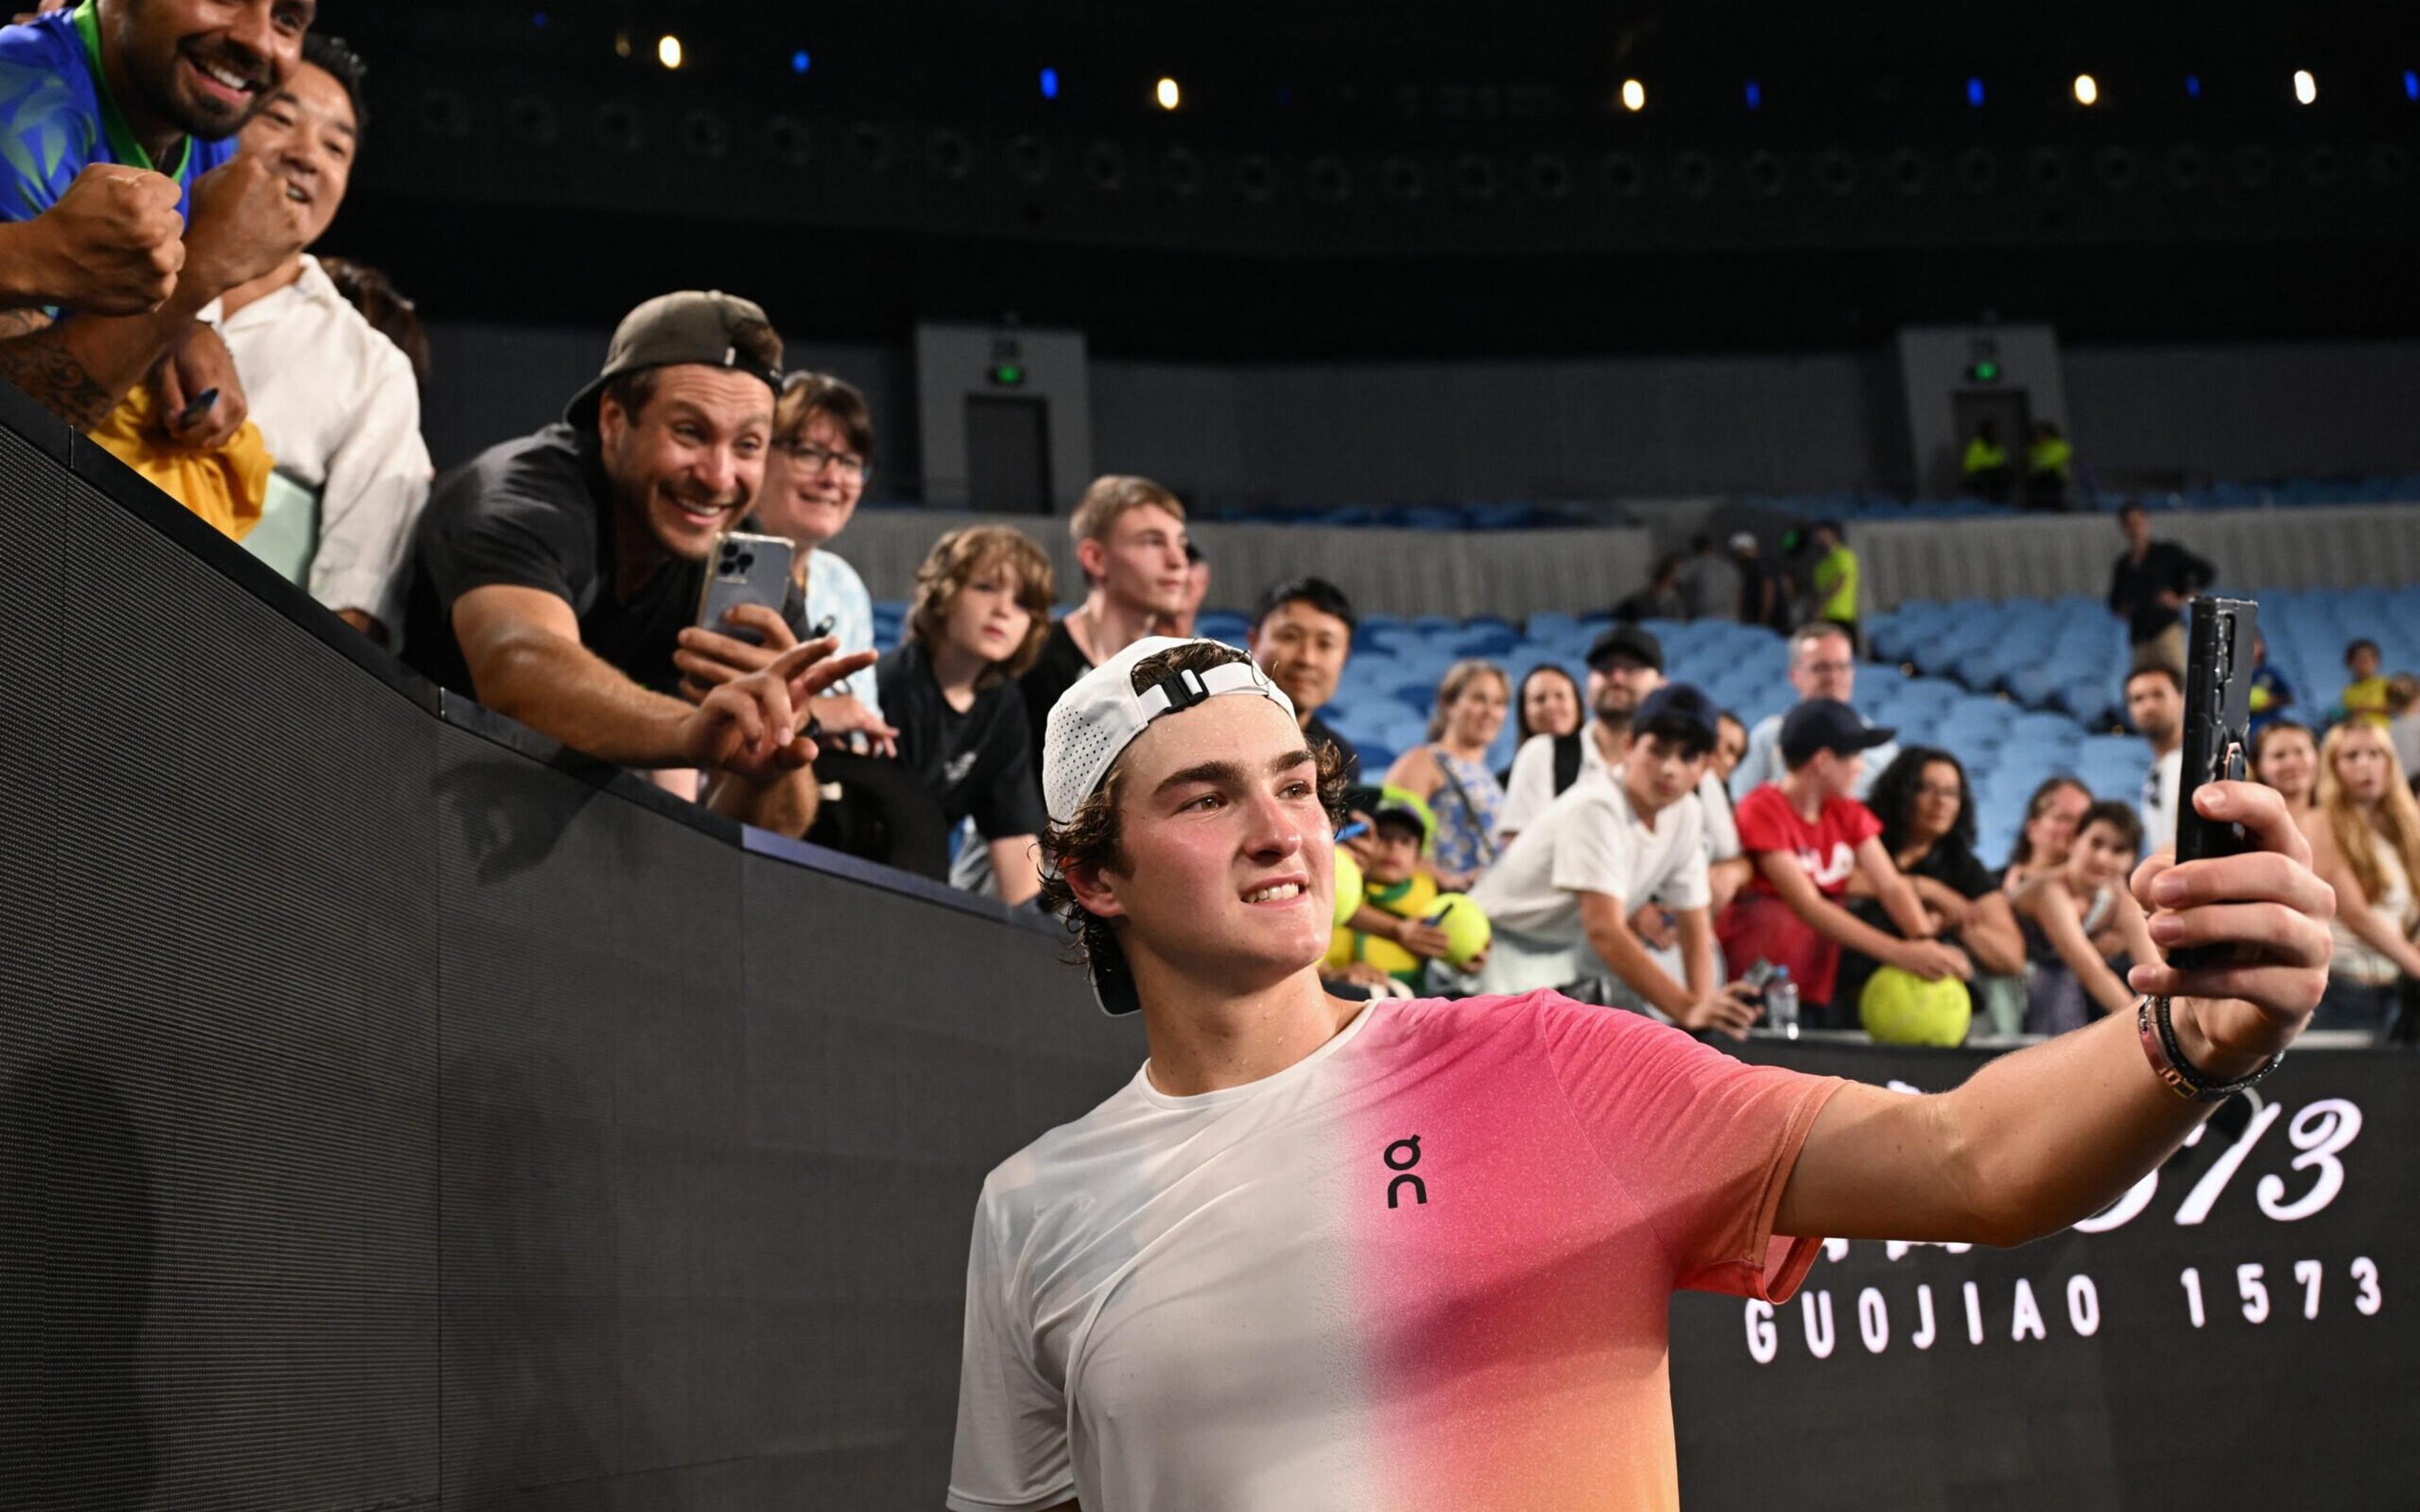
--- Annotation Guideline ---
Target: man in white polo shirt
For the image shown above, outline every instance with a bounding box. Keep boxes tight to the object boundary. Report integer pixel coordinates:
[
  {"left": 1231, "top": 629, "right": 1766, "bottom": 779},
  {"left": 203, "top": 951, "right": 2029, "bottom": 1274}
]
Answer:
[
  {"left": 1472, "top": 684, "right": 1761, "bottom": 1036},
  {"left": 216, "top": 34, "right": 433, "bottom": 645}
]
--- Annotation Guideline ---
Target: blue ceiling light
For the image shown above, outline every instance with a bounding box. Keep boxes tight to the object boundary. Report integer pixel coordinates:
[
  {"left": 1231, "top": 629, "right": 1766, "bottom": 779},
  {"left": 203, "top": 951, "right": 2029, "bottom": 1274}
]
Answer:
[
  {"left": 2406, "top": 69, "right": 2418, "bottom": 102},
  {"left": 1966, "top": 76, "right": 1986, "bottom": 108},
  {"left": 1745, "top": 79, "right": 1762, "bottom": 111},
  {"left": 791, "top": 49, "right": 811, "bottom": 76},
  {"left": 2186, "top": 73, "right": 2201, "bottom": 98},
  {"left": 530, "top": 9, "right": 546, "bottom": 26},
  {"left": 1040, "top": 66, "right": 1060, "bottom": 100}
]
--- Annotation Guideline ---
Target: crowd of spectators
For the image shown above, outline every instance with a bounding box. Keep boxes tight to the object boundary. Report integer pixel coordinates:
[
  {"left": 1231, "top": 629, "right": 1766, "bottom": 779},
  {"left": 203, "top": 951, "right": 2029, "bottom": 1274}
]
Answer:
[{"left": 4, "top": 1, "right": 2414, "bottom": 1048}]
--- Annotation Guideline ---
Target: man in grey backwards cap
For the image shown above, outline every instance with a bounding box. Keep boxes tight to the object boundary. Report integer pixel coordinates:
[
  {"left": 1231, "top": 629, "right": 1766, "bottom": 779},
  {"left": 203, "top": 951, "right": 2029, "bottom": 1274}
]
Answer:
[{"left": 402, "top": 290, "right": 865, "bottom": 835}]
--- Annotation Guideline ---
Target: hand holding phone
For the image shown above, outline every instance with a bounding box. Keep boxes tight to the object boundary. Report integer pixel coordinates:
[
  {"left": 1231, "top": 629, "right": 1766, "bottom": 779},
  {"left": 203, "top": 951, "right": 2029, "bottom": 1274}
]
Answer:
[
  {"left": 694, "top": 531, "right": 797, "bottom": 648},
  {"left": 2170, "top": 595, "right": 2258, "bottom": 969}
]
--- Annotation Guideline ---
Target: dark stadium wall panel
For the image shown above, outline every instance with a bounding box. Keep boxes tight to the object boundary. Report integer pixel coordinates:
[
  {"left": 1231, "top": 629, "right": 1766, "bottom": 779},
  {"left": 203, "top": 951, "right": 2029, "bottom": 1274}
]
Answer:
[
  {"left": 422, "top": 319, "right": 2420, "bottom": 508},
  {"left": 0, "top": 380, "right": 1134, "bottom": 1508}
]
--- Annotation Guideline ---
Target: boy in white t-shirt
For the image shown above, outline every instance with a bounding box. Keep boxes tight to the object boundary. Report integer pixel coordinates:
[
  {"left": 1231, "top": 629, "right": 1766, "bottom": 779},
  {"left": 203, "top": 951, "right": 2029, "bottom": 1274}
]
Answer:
[
  {"left": 950, "top": 635, "right": 2333, "bottom": 1512},
  {"left": 1470, "top": 683, "right": 1761, "bottom": 1037}
]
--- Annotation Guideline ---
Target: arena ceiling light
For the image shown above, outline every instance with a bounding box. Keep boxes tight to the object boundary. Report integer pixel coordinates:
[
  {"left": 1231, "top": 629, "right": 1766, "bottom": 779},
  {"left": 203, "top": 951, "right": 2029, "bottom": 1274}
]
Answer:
[
  {"left": 1620, "top": 78, "right": 1645, "bottom": 112},
  {"left": 1155, "top": 76, "right": 1181, "bottom": 111},
  {"left": 2073, "top": 73, "right": 2099, "bottom": 107},
  {"left": 2293, "top": 69, "right": 2317, "bottom": 105},
  {"left": 657, "top": 33, "right": 683, "bottom": 70}
]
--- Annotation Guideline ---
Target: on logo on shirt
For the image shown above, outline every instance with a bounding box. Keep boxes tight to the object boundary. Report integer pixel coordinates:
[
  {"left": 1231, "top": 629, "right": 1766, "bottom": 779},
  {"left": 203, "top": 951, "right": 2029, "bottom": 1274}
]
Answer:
[{"left": 1385, "top": 1135, "right": 1426, "bottom": 1209}]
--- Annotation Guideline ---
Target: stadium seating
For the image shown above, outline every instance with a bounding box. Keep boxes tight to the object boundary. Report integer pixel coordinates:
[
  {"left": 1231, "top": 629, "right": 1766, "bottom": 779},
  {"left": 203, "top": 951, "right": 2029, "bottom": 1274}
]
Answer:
[
  {"left": 1868, "top": 583, "right": 2420, "bottom": 736},
  {"left": 1172, "top": 476, "right": 2420, "bottom": 530},
  {"left": 877, "top": 580, "right": 2415, "bottom": 868},
  {"left": 876, "top": 603, "right": 2123, "bottom": 866}
]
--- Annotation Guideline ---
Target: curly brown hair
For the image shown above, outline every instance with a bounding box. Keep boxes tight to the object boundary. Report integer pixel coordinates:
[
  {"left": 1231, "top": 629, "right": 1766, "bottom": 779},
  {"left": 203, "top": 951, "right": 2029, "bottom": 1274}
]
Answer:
[
  {"left": 905, "top": 525, "right": 1056, "bottom": 685},
  {"left": 1037, "top": 640, "right": 1353, "bottom": 976}
]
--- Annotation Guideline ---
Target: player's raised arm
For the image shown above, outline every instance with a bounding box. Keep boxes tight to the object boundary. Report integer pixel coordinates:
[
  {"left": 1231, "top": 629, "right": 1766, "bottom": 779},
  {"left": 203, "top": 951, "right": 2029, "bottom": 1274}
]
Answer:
[{"left": 1775, "top": 779, "right": 2331, "bottom": 1248}]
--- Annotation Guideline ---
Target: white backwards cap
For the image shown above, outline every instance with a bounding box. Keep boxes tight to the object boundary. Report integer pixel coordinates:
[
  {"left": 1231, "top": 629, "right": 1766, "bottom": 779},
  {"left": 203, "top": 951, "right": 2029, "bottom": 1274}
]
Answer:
[{"left": 1042, "top": 636, "right": 1298, "bottom": 827}]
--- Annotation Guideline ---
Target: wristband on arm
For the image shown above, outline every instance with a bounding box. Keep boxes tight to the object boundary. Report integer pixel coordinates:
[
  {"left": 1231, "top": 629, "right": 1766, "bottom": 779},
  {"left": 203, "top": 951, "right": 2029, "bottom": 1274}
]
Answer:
[{"left": 2136, "top": 995, "right": 2284, "bottom": 1102}]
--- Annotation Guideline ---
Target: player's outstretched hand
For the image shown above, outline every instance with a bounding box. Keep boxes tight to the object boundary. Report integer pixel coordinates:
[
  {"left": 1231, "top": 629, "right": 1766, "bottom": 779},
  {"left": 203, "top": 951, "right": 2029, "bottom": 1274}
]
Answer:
[{"left": 2128, "top": 781, "right": 2333, "bottom": 1068}]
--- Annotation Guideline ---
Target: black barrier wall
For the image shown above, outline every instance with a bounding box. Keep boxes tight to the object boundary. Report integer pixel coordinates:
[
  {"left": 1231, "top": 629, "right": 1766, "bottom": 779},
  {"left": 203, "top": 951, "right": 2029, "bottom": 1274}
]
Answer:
[
  {"left": 1, "top": 382, "right": 2414, "bottom": 1509},
  {"left": 0, "top": 383, "right": 1137, "bottom": 1508}
]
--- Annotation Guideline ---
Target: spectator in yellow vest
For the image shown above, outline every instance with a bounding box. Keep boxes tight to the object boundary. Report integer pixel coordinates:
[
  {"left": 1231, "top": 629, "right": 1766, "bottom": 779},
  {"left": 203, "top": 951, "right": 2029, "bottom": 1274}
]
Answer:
[
  {"left": 2024, "top": 420, "right": 2075, "bottom": 512},
  {"left": 1809, "top": 520, "right": 1859, "bottom": 650},
  {"left": 2341, "top": 639, "right": 2392, "bottom": 730},
  {"left": 1961, "top": 419, "right": 2012, "bottom": 500}
]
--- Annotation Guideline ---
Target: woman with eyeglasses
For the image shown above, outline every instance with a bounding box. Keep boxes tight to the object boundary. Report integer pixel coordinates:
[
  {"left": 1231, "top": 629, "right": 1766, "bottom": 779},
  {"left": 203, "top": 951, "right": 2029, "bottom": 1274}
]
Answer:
[{"left": 756, "top": 371, "right": 896, "bottom": 752}]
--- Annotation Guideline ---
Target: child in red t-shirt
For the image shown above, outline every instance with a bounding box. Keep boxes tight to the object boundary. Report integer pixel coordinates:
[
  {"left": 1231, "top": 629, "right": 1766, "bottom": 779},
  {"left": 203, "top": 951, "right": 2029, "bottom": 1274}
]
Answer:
[{"left": 1717, "top": 699, "right": 1972, "bottom": 1018}]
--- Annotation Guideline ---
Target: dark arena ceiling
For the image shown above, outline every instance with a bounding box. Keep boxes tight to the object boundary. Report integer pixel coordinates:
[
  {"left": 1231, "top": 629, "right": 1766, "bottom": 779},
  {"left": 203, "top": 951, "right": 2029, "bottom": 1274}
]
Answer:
[{"left": 323, "top": 1, "right": 2420, "bottom": 354}]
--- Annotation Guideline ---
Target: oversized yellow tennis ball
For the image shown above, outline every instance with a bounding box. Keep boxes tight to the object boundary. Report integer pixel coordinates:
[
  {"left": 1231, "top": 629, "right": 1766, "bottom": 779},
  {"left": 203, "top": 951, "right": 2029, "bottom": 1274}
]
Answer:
[
  {"left": 1332, "top": 848, "right": 1364, "bottom": 927},
  {"left": 1424, "top": 893, "right": 1493, "bottom": 966},
  {"left": 1860, "top": 966, "right": 1973, "bottom": 1046}
]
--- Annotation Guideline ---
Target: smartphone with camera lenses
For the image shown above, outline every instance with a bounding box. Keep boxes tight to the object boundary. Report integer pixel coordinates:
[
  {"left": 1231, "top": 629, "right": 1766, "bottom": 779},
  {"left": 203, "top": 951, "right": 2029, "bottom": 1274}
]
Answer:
[{"left": 695, "top": 531, "right": 796, "bottom": 648}]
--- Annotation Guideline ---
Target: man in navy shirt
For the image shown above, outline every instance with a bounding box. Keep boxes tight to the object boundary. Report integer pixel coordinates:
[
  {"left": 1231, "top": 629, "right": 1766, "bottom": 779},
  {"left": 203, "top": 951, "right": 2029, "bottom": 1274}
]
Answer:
[{"left": 0, "top": 0, "right": 312, "bottom": 440}]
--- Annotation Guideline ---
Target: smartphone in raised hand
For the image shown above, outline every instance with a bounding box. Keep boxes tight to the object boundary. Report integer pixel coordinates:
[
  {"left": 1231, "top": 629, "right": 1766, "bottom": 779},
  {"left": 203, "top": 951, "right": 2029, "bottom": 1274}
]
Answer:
[
  {"left": 694, "top": 530, "right": 796, "bottom": 648},
  {"left": 2170, "top": 594, "right": 2257, "bottom": 968}
]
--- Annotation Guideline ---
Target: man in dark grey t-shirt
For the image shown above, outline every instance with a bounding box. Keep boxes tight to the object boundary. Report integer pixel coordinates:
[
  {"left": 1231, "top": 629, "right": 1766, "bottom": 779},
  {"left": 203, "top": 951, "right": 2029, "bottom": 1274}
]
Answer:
[{"left": 401, "top": 290, "right": 865, "bottom": 837}]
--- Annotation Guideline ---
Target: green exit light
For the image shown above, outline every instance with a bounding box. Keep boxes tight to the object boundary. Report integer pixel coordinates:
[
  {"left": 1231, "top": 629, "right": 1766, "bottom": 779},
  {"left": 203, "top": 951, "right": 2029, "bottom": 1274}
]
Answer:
[
  {"left": 988, "top": 364, "right": 1026, "bottom": 386},
  {"left": 1967, "top": 360, "right": 2002, "bottom": 382}
]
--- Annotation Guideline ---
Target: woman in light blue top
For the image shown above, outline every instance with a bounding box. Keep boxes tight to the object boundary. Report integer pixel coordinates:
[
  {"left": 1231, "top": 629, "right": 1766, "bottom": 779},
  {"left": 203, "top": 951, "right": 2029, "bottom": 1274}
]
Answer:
[
  {"left": 759, "top": 371, "right": 897, "bottom": 752},
  {"left": 1383, "top": 660, "right": 1510, "bottom": 892}
]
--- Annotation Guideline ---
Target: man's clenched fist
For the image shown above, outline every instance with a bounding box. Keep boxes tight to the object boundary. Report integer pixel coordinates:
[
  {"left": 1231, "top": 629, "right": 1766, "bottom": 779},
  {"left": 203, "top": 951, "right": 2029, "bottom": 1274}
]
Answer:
[{"left": 18, "top": 164, "right": 185, "bottom": 314}]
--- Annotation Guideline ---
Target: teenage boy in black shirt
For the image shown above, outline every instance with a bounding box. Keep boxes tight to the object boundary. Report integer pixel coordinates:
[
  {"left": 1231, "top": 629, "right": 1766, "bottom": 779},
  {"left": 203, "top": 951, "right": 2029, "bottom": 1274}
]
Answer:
[{"left": 402, "top": 291, "right": 867, "bottom": 836}]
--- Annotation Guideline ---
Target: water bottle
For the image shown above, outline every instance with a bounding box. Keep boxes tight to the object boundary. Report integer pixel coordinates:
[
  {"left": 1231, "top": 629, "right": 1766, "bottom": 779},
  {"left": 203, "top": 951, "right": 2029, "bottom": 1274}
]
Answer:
[{"left": 1768, "top": 968, "right": 1801, "bottom": 1041}]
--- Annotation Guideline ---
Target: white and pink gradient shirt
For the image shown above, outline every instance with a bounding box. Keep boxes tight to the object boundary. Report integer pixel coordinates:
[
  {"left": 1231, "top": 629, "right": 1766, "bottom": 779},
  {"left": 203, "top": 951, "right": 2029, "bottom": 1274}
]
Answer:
[{"left": 948, "top": 990, "right": 1843, "bottom": 1512}]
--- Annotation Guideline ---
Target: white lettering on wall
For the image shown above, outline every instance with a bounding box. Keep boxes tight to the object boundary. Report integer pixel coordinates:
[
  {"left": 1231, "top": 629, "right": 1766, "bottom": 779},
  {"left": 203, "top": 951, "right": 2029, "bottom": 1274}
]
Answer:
[
  {"left": 2066, "top": 1274, "right": 2101, "bottom": 1337},
  {"left": 1746, "top": 1300, "right": 1778, "bottom": 1364},
  {"left": 2181, "top": 1267, "right": 2207, "bottom": 1328},
  {"left": 2256, "top": 1099, "right": 2362, "bottom": 1222},
  {"left": 1858, "top": 1288, "right": 1890, "bottom": 1354},
  {"left": 1802, "top": 1290, "right": 1836, "bottom": 1358},
  {"left": 1962, "top": 1280, "right": 1985, "bottom": 1346},
  {"left": 1911, "top": 1285, "right": 1937, "bottom": 1351},
  {"left": 2174, "top": 1101, "right": 2285, "bottom": 1225},
  {"left": 2011, "top": 1278, "right": 2047, "bottom": 1341},
  {"left": 2351, "top": 1257, "right": 2383, "bottom": 1316},
  {"left": 2237, "top": 1263, "right": 2270, "bottom": 1324}
]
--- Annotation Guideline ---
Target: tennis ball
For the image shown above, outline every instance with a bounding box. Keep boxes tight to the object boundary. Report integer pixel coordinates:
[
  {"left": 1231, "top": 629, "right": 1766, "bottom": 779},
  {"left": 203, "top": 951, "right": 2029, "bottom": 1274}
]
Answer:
[
  {"left": 1860, "top": 966, "right": 1973, "bottom": 1047},
  {"left": 1333, "top": 848, "right": 1364, "bottom": 927},
  {"left": 1425, "top": 893, "right": 1493, "bottom": 966}
]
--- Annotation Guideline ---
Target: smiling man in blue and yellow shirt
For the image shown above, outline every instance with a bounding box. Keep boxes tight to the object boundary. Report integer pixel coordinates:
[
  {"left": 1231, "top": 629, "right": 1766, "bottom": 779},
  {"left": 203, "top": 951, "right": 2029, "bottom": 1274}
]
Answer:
[{"left": 0, "top": 0, "right": 313, "bottom": 440}]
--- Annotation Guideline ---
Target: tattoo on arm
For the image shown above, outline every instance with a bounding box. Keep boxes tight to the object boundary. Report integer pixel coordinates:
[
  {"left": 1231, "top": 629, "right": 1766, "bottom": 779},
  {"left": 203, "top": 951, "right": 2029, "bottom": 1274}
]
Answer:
[{"left": 0, "top": 325, "right": 118, "bottom": 428}]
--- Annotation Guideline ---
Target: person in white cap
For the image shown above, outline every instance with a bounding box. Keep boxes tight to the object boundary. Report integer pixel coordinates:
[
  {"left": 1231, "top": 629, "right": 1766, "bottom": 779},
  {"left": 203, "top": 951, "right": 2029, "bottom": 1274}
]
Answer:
[{"left": 949, "top": 636, "right": 2334, "bottom": 1512}]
